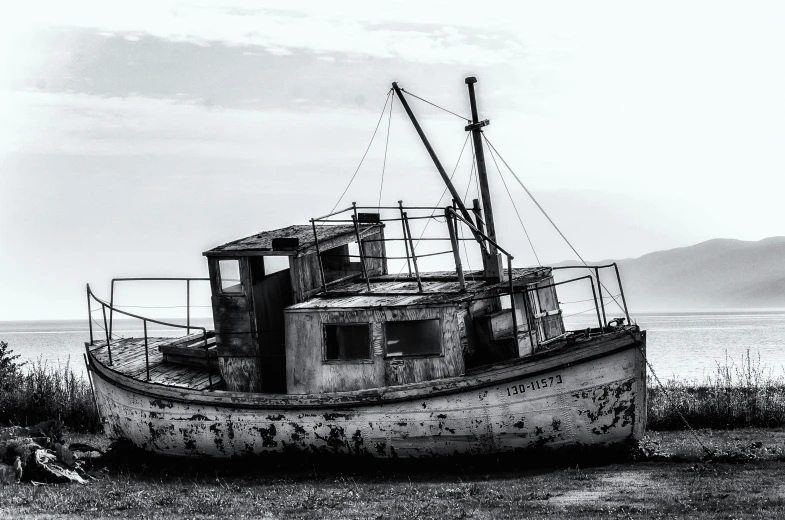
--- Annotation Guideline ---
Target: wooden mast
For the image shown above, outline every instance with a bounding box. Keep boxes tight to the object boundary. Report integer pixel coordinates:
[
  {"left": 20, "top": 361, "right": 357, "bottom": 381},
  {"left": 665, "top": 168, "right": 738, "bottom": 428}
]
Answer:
[
  {"left": 465, "top": 76, "right": 503, "bottom": 280},
  {"left": 391, "top": 82, "right": 489, "bottom": 260}
]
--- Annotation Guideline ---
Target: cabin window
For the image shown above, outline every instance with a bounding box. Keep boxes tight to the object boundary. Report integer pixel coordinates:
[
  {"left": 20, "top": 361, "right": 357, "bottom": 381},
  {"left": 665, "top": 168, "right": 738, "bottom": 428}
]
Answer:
[
  {"left": 320, "top": 242, "right": 363, "bottom": 283},
  {"left": 324, "top": 324, "right": 371, "bottom": 361},
  {"left": 385, "top": 319, "right": 441, "bottom": 357},
  {"left": 347, "top": 241, "right": 361, "bottom": 261},
  {"left": 218, "top": 259, "right": 243, "bottom": 294}
]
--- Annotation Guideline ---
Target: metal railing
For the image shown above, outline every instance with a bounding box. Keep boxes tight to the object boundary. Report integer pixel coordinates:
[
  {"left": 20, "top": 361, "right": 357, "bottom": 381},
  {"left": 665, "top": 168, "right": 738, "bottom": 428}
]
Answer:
[
  {"left": 310, "top": 201, "right": 526, "bottom": 347},
  {"left": 551, "top": 263, "right": 631, "bottom": 325},
  {"left": 310, "top": 202, "right": 499, "bottom": 292},
  {"left": 86, "top": 283, "right": 214, "bottom": 388},
  {"left": 108, "top": 277, "right": 210, "bottom": 339},
  {"left": 310, "top": 202, "right": 629, "bottom": 353}
]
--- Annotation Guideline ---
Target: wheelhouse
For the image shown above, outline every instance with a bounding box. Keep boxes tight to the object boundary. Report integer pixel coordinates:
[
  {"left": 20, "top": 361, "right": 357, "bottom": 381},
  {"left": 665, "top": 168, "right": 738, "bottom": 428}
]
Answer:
[{"left": 198, "top": 206, "right": 566, "bottom": 394}]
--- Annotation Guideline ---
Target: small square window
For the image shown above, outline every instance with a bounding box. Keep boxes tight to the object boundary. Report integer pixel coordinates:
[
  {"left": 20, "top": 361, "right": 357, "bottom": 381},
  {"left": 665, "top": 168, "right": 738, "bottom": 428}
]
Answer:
[
  {"left": 219, "top": 260, "right": 243, "bottom": 294},
  {"left": 385, "top": 319, "right": 441, "bottom": 357},
  {"left": 324, "top": 324, "right": 371, "bottom": 361}
]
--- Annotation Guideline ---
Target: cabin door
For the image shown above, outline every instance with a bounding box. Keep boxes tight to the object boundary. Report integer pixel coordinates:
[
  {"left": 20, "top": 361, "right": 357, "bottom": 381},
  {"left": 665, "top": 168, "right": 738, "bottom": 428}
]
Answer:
[{"left": 249, "top": 258, "right": 292, "bottom": 393}]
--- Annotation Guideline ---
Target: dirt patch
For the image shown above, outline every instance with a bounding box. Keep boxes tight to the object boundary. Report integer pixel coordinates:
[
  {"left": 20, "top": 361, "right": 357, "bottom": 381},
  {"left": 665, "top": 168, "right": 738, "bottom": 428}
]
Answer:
[{"left": 549, "top": 490, "right": 604, "bottom": 505}]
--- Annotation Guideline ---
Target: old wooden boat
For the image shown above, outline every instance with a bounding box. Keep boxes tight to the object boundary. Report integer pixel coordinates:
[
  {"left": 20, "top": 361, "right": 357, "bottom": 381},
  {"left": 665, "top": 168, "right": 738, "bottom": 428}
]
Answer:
[{"left": 84, "top": 78, "right": 646, "bottom": 458}]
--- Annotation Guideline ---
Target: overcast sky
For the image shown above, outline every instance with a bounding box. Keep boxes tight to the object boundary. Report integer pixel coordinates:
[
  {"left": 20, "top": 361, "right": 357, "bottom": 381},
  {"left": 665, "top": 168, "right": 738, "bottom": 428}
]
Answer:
[{"left": 1, "top": 1, "right": 784, "bottom": 320}]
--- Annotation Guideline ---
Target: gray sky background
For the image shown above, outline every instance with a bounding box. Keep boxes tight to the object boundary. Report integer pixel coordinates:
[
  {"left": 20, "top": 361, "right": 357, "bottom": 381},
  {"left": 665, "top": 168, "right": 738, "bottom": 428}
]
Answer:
[{"left": 1, "top": 1, "right": 784, "bottom": 320}]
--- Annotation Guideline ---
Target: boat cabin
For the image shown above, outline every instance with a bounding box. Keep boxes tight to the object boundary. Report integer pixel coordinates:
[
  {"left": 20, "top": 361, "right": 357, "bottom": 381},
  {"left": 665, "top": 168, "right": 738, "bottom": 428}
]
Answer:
[{"left": 202, "top": 214, "right": 564, "bottom": 394}]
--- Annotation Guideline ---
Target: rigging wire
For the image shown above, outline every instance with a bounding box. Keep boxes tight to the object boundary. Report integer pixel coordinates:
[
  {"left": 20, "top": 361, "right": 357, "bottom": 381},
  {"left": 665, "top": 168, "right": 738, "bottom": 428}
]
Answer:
[
  {"left": 391, "top": 133, "right": 472, "bottom": 281},
  {"left": 462, "top": 143, "right": 477, "bottom": 203},
  {"left": 483, "top": 134, "right": 541, "bottom": 266},
  {"left": 481, "top": 141, "right": 712, "bottom": 454},
  {"left": 329, "top": 89, "right": 393, "bottom": 214},
  {"left": 482, "top": 135, "right": 626, "bottom": 317},
  {"left": 377, "top": 93, "right": 394, "bottom": 210},
  {"left": 559, "top": 294, "right": 621, "bottom": 305},
  {"left": 638, "top": 339, "right": 714, "bottom": 457},
  {"left": 459, "top": 159, "right": 477, "bottom": 281},
  {"left": 400, "top": 88, "right": 471, "bottom": 122}
]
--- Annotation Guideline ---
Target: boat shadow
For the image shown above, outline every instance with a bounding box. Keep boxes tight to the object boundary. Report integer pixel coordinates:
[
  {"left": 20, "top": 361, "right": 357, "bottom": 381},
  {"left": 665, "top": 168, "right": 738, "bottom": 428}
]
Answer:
[{"left": 95, "top": 439, "right": 647, "bottom": 482}]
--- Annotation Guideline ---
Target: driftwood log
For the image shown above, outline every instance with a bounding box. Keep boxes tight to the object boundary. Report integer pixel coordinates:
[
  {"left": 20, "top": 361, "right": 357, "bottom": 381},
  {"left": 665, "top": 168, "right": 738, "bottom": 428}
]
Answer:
[{"left": 0, "top": 421, "right": 100, "bottom": 484}]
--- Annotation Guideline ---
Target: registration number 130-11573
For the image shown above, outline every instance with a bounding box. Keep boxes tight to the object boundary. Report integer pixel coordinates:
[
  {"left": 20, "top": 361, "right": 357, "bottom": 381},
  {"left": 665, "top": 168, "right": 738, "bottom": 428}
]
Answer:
[{"left": 505, "top": 375, "right": 562, "bottom": 397}]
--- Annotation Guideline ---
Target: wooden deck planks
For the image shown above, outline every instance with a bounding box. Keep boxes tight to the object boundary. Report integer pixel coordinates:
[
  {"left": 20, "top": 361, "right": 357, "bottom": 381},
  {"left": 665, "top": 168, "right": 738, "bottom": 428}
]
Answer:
[{"left": 89, "top": 336, "right": 222, "bottom": 390}]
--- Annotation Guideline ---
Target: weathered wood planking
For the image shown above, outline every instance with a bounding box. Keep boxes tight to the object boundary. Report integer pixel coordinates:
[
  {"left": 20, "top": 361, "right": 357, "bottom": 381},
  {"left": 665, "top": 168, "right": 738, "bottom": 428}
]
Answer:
[
  {"left": 290, "top": 229, "right": 387, "bottom": 303},
  {"left": 290, "top": 253, "right": 321, "bottom": 304},
  {"left": 89, "top": 337, "right": 221, "bottom": 391},
  {"left": 285, "top": 305, "right": 465, "bottom": 394},
  {"left": 208, "top": 257, "right": 261, "bottom": 392}
]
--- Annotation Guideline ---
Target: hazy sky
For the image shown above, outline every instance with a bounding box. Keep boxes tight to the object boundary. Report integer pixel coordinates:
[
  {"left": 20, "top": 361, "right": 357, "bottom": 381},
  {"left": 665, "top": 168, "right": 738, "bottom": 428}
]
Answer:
[{"left": 1, "top": 1, "right": 784, "bottom": 320}]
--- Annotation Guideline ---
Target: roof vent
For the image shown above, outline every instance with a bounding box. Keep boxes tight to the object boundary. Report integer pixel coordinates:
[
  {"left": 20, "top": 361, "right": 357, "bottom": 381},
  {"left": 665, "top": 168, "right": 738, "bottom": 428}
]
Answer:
[
  {"left": 271, "top": 237, "right": 299, "bottom": 251},
  {"left": 357, "top": 213, "right": 381, "bottom": 223}
]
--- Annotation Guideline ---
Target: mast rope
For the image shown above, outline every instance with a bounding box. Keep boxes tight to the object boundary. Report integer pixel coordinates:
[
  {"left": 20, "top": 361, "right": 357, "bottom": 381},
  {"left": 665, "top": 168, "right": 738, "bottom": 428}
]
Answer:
[
  {"left": 483, "top": 135, "right": 626, "bottom": 317},
  {"left": 377, "top": 94, "right": 395, "bottom": 210},
  {"left": 329, "top": 89, "right": 392, "bottom": 214},
  {"left": 635, "top": 338, "right": 715, "bottom": 457},
  {"left": 400, "top": 88, "right": 471, "bottom": 122},
  {"left": 483, "top": 134, "right": 541, "bottom": 266}
]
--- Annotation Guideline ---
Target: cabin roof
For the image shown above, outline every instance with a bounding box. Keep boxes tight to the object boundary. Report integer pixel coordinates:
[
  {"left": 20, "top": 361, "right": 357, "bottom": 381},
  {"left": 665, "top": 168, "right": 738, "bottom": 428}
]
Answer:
[
  {"left": 286, "top": 267, "right": 551, "bottom": 310},
  {"left": 203, "top": 223, "right": 383, "bottom": 257}
]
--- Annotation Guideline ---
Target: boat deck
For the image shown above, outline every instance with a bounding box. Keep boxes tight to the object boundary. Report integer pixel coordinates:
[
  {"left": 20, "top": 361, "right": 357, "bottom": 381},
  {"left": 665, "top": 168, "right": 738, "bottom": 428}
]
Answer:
[{"left": 88, "top": 335, "right": 222, "bottom": 390}]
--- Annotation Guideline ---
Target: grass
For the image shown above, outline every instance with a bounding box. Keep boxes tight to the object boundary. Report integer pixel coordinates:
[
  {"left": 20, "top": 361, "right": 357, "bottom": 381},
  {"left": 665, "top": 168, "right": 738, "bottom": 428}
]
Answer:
[
  {"left": 0, "top": 355, "right": 101, "bottom": 434},
  {"left": 648, "top": 350, "right": 785, "bottom": 431},
  {"left": 2, "top": 429, "right": 785, "bottom": 519}
]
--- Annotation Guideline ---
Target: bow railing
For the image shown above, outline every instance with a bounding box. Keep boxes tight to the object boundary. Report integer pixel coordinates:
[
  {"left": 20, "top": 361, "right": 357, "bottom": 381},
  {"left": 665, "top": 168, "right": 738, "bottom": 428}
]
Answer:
[{"left": 86, "top": 283, "right": 213, "bottom": 387}]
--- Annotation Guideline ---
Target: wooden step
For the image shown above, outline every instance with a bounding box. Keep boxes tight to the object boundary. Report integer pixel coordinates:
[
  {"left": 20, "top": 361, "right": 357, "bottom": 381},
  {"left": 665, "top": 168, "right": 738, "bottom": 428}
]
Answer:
[
  {"left": 159, "top": 335, "right": 218, "bottom": 368},
  {"left": 157, "top": 331, "right": 215, "bottom": 351}
]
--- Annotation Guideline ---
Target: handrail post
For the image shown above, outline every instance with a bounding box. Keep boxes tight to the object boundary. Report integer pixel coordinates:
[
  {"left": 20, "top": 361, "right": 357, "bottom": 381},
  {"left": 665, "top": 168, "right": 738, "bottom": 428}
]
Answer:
[
  {"left": 101, "top": 305, "right": 112, "bottom": 365},
  {"left": 402, "top": 212, "right": 423, "bottom": 292},
  {"left": 507, "top": 255, "right": 517, "bottom": 334},
  {"left": 351, "top": 205, "right": 372, "bottom": 291},
  {"left": 398, "top": 200, "right": 412, "bottom": 277},
  {"left": 445, "top": 208, "right": 465, "bottom": 291},
  {"left": 311, "top": 219, "right": 328, "bottom": 293},
  {"left": 588, "top": 278, "right": 603, "bottom": 329},
  {"left": 109, "top": 280, "right": 115, "bottom": 341},
  {"left": 595, "top": 267, "right": 607, "bottom": 328},
  {"left": 86, "top": 285, "right": 94, "bottom": 346},
  {"left": 186, "top": 279, "right": 191, "bottom": 335},
  {"left": 204, "top": 330, "right": 212, "bottom": 389},
  {"left": 143, "top": 319, "right": 150, "bottom": 381},
  {"left": 613, "top": 263, "right": 631, "bottom": 324},
  {"left": 521, "top": 285, "right": 535, "bottom": 352}
]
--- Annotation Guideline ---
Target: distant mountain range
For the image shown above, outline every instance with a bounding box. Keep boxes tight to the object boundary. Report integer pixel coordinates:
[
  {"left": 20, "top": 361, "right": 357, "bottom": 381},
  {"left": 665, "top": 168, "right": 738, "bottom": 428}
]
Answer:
[{"left": 553, "top": 237, "right": 785, "bottom": 311}]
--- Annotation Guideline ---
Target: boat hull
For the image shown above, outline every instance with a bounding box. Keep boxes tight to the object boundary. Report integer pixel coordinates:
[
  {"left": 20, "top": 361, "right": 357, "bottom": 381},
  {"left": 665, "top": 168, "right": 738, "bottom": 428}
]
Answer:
[{"left": 87, "top": 331, "right": 646, "bottom": 458}]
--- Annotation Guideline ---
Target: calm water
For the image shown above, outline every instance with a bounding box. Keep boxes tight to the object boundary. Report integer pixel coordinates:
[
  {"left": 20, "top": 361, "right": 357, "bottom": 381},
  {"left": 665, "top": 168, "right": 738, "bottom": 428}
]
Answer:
[{"left": 1, "top": 312, "right": 784, "bottom": 381}]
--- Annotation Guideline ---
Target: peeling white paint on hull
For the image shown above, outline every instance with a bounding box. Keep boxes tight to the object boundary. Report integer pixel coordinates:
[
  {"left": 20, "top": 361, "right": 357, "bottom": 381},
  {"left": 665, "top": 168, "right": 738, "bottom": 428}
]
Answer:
[{"left": 88, "top": 337, "right": 646, "bottom": 458}]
